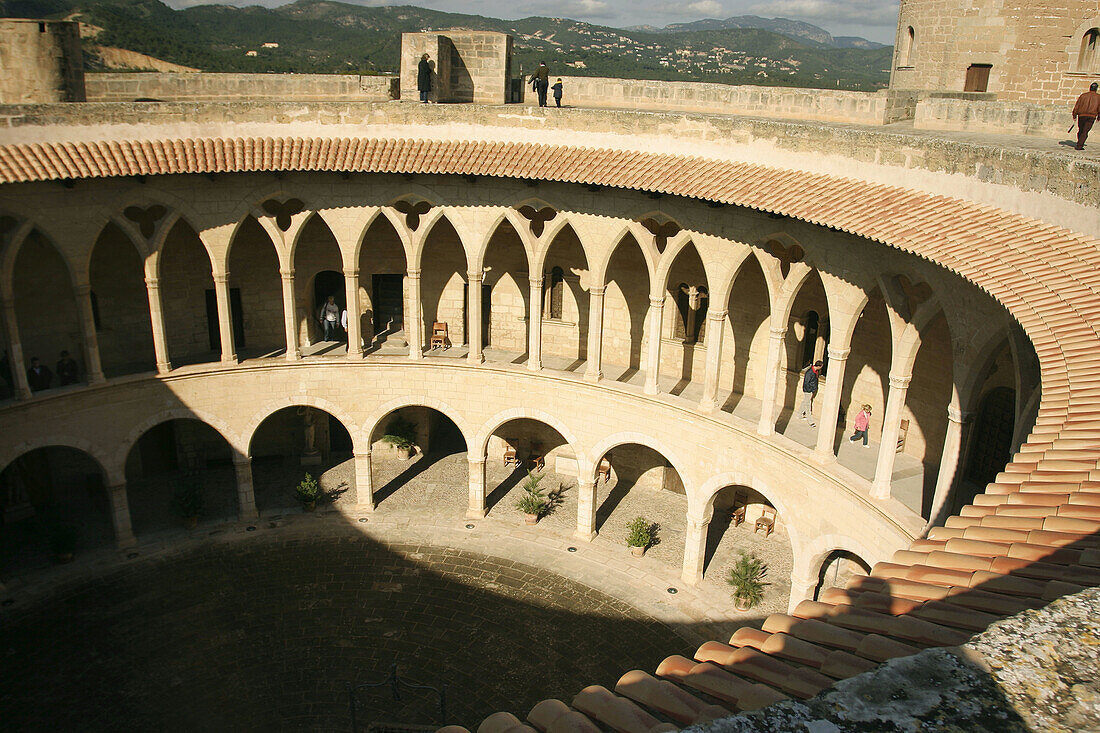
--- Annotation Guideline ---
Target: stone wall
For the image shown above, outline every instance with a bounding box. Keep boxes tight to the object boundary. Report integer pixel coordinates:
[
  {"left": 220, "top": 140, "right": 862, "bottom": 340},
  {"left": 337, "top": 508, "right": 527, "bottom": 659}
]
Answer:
[
  {"left": 914, "top": 94, "right": 1071, "bottom": 137},
  {"left": 525, "top": 76, "right": 893, "bottom": 125},
  {"left": 0, "top": 19, "right": 84, "bottom": 104},
  {"left": 84, "top": 72, "right": 397, "bottom": 102},
  {"left": 400, "top": 32, "right": 512, "bottom": 105}
]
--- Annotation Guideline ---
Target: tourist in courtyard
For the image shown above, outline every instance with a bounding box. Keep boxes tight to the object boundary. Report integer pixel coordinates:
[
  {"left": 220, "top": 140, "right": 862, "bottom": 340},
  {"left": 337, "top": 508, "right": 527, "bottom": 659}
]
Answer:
[
  {"left": 799, "top": 360, "right": 823, "bottom": 427},
  {"left": 26, "top": 357, "right": 52, "bottom": 392},
  {"left": 1072, "top": 82, "right": 1100, "bottom": 150},
  {"left": 849, "top": 404, "right": 872, "bottom": 447},
  {"left": 530, "top": 62, "right": 550, "bottom": 107},
  {"left": 319, "top": 295, "right": 341, "bottom": 342},
  {"left": 552, "top": 78, "right": 564, "bottom": 108},
  {"left": 417, "top": 53, "right": 432, "bottom": 103},
  {"left": 56, "top": 350, "right": 79, "bottom": 386}
]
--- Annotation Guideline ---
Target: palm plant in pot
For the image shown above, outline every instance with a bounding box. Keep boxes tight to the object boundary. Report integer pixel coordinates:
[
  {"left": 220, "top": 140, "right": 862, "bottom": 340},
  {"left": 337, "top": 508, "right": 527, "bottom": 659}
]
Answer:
[
  {"left": 382, "top": 417, "right": 417, "bottom": 460},
  {"left": 47, "top": 521, "right": 78, "bottom": 563},
  {"left": 727, "top": 552, "right": 769, "bottom": 611},
  {"left": 515, "top": 470, "right": 548, "bottom": 524},
  {"left": 295, "top": 472, "right": 321, "bottom": 511},
  {"left": 626, "top": 516, "right": 657, "bottom": 557},
  {"left": 171, "top": 473, "right": 204, "bottom": 529}
]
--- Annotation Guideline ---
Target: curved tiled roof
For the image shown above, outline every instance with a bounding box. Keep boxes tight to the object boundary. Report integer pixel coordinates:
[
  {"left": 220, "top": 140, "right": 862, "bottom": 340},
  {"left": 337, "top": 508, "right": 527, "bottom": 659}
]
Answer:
[{"left": 3, "top": 133, "right": 1100, "bottom": 729}]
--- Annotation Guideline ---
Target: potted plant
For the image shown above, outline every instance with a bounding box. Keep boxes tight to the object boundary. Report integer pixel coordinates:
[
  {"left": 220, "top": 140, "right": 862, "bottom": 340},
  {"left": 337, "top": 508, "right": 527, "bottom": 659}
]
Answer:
[
  {"left": 47, "top": 522, "right": 78, "bottom": 563},
  {"left": 626, "top": 516, "right": 656, "bottom": 557},
  {"left": 515, "top": 470, "right": 548, "bottom": 524},
  {"left": 171, "top": 474, "right": 204, "bottom": 529},
  {"left": 295, "top": 472, "right": 321, "bottom": 511},
  {"left": 382, "top": 417, "right": 417, "bottom": 460},
  {"left": 727, "top": 552, "right": 769, "bottom": 611}
]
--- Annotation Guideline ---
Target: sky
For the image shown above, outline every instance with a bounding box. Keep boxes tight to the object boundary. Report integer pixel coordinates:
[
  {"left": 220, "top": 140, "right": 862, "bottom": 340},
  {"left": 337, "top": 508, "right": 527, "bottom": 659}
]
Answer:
[{"left": 162, "top": 0, "right": 903, "bottom": 44}]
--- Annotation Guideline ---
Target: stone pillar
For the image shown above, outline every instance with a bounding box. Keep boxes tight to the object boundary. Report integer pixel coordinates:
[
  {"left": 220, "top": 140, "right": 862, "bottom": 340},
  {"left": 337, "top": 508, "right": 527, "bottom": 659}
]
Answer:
[
  {"left": 926, "top": 407, "right": 972, "bottom": 529},
  {"left": 528, "top": 276, "right": 544, "bottom": 372},
  {"left": 467, "top": 456, "right": 487, "bottom": 519},
  {"left": 575, "top": 478, "right": 597, "bottom": 541},
  {"left": 212, "top": 273, "right": 237, "bottom": 363},
  {"left": 407, "top": 268, "right": 423, "bottom": 360},
  {"left": 144, "top": 276, "right": 172, "bottom": 374},
  {"left": 467, "top": 271, "right": 484, "bottom": 364},
  {"left": 107, "top": 483, "right": 136, "bottom": 548},
  {"left": 681, "top": 514, "right": 711, "bottom": 586},
  {"left": 233, "top": 455, "right": 259, "bottom": 521},
  {"left": 354, "top": 450, "right": 375, "bottom": 512},
  {"left": 343, "top": 268, "right": 363, "bottom": 359},
  {"left": 699, "top": 309, "right": 726, "bottom": 412},
  {"left": 870, "top": 373, "right": 912, "bottom": 500},
  {"left": 2, "top": 297, "right": 32, "bottom": 399},
  {"left": 584, "top": 286, "right": 605, "bottom": 383},
  {"left": 814, "top": 346, "right": 851, "bottom": 458},
  {"left": 788, "top": 568, "right": 820, "bottom": 613},
  {"left": 643, "top": 296, "right": 664, "bottom": 395},
  {"left": 74, "top": 284, "right": 105, "bottom": 384},
  {"left": 756, "top": 326, "right": 787, "bottom": 435},
  {"left": 280, "top": 269, "right": 300, "bottom": 360}
]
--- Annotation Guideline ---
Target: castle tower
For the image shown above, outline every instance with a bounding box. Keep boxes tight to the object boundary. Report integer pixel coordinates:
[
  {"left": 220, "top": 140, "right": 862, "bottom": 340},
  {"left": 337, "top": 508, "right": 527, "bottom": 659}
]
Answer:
[
  {"left": 0, "top": 19, "right": 85, "bottom": 104},
  {"left": 889, "top": 0, "right": 1100, "bottom": 106}
]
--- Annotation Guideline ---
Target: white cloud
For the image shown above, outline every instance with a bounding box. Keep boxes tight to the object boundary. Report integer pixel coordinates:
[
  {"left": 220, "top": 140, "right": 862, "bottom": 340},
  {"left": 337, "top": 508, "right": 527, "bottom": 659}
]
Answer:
[
  {"left": 685, "top": 0, "right": 723, "bottom": 14},
  {"left": 748, "top": 0, "right": 899, "bottom": 27}
]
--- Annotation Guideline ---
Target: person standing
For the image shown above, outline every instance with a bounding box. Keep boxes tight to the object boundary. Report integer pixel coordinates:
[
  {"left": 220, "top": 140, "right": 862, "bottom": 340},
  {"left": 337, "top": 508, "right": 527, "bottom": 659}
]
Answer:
[
  {"left": 26, "top": 357, "right": 52, "bottom": 392},
  {"left": 417, "top": 53, "right": 432, "bottom": 104},
  {"left": 319, "top": 295, "right": 340, "bottom": 342},
  {"left": 1072, "top": 82, "right": 1100, "bottom": 150},
  {"left": 551, "top": 78, "right": 564, "bottom": 108},
  {"left": 530, "top": 61, "right": 550, "bottom": 107},
  {"left": 56, "top": 350, "right": 79, "bottom": 386},
  {"left": 799, "top": 360, "right": 823, "bottom": 427},
  {"left": 849, "top": 404, "right": 872, "bottom": 447}
]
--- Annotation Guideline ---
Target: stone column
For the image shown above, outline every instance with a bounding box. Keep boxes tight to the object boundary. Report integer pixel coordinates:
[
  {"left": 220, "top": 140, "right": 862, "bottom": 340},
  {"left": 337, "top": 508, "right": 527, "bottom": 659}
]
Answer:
[
  {"left": 870, "top": 373, "right": 912, "bottom": 500},
  {"left": 144, "top": 276, "right": 172, "bottom": 374},
  {"left": 643, "top": 296, "right": 664, "bottom": 395},
  {"left": 354, "top": 450, "right": 375, "bottom": 512},
  {"left": 233, "top": 455, "right": 259, "bottom": 521},
  {"left": 2, "top": 297, "right": 32, "bottom": 399},
  {"left": 467, "top": 456, "right": 487, "bottom": 519},
  {"left": 280, "top": 269, "right": 300, "bottom": 360},
  {"left": 212, "top": 273, "right": 237, "bottom": 364},
  {"left": 584, "top": 286, "right": 605, "bottom": 383},
  {"left": 756, "top": 326, "right": 787, "bottom": 436},
  {"left": 528, "top": 276, "right": 544, "bottom": 372},
  {"left": 699, "top": 309, "right": 727, "bottom": 412},
  {"left": 107, "top": 483, "right": 136, "bottom": 548},
  {"left": 681, "top": 514, "right": 711, "bottom": 586},
  {"left": 814, "top": 346, "right": 851, "bottom": 458},
  {"left": 467, "top": 271, "right": 484, "bottom": 364},
  {"left": 344, "top": 268, "right": 362, "bottom": 359},
  {"left": 788, "top": 568, "right": 820, "bottom": 613},
  {"left": 74, "top": 284, "right": 105, "bottom": 384},
  {"left": 926, "top": 407, "right": 972, "bottom": 529},
  {"left": 406, "top": 268, "right": 423, "bottom": 360},
  {"left": 575, "top": 478, "right": 597, "bottom": 541}
]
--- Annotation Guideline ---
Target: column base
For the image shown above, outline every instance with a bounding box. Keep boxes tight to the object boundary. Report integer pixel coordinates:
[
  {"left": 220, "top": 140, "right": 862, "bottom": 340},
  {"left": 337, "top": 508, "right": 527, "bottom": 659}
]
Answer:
[
  {"left": 156, "top": 361, "right": 172, "bottom": 375},
  {"left": 787, "top": 576, "right": 818, "bottom": 612},
  {"left": 583, "top": 371, "right": 601, "bottom": 383},
  {"left": 285, "top": 350, "right": 301, "bottom": 361},
  {"left": 465, "top": 508, "right": 487, "bottom": 520},
  {"left": 114, "top": 533, "right": 138, "bottom": 550},
  {"left": 468, "top": 352, "right": 485, "bottom": 364},
  {"left": 679, "top": 569, "right": 702, "bottom": 586},
  {"left": 698, "top": 398, "right": 717, "bottom": 413},
  {"left": 16, "top": 387, "right": 31, "bottom": 400},
  {"left": 347, "top": 350, "right": 363, "bottom": 361},
  {"left": 813, "top": 448, "right": 838, "bottom": 464},
  {"left": 220, "top": 356, "right": 239, "bottom": 366},
  {"left": 528, "top": 362, "right": 542, "bottom": 372},
  {"left": 355, "top": 502, "right": 376, "bottom": 514},
  {"left": 573, "top": 529, "right": 597, "bottom": 542},
  {"left": 238, "top": 508, "right": 259, "bottom": 522},
  {"left": 869, "top": 480, "right": 892, "bottom": 500},
  {"left": 756, "top": 423, "right": 774, "bottom": 437},
  {"left": 88, "top": 372, "right": 106, "bottom": 385},
  {"left": 644, "top": 382, "right": 659, "bottom": 396}
]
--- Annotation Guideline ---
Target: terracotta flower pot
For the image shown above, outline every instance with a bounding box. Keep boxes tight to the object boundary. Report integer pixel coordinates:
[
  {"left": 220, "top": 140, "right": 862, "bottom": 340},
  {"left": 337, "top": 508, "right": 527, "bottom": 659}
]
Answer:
[
  {"left": 735, "top": 596, "right": 752, "bottom": 611},
  {"left": 302, "top": 499, "right": 317, "bottom": 512},
  {"left": 397, "top": 446, "right": 412, "bottom": 461},
  {"left": 630, "top": 545, "right": 645, "bottom": 557},
  {"left": 524, "top": 513, "right": 538, "bottom": 525}
]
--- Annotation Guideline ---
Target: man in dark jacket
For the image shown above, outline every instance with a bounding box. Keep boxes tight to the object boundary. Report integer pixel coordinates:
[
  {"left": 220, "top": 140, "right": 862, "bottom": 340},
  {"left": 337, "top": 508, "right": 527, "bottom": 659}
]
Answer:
[
  {"left": 530, "top": 61, "right": 550, "bottom": 107},
  {"left": 417, "top": 53, "right": 432, "bottom": 103},
  {"left": 1072, "top": 81, "right": 1100, "bottom": 150},
  {"left": 27, "top": 357, "right": 52, "bottom": 392},
  {"left": 799, "top": 360, "right": 823, "bottom": 427},
  {"left": 56, "top": 350, "right": 79, "bottom": 386}
]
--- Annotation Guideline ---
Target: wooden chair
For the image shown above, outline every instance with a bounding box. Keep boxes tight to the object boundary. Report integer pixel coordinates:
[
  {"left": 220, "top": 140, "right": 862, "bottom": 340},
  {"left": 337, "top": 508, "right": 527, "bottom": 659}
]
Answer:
[
  {"left": 896, "top": 418, "right": 910, "bottom": 453},
  {"left": 755, "top": 506, "right": 777, "bottom": 538},
  {"left": 430, "top": 321, "right": 449, "bottom": 350},
  {"left": 596, "top": 456, "right": 612, "bottom": 484},
  {"left": 528, "top": 443, "right": 545, "bottom": 472},
  {"left": 503, "top": 442, "right": 519, "bottom": 467},
  {"left": 729, "top": 490, "right": 748, "bottom": 527}
]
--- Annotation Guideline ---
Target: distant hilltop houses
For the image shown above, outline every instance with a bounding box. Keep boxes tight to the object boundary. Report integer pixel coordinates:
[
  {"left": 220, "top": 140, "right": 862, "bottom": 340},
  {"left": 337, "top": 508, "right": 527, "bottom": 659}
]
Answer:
[{"left": 246, "top": 42, "right": 279, "bottom": 56}]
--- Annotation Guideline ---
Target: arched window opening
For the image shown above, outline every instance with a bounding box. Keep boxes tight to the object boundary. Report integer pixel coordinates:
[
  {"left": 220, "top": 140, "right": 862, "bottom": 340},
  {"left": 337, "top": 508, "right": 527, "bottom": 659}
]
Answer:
[
  {"left": 965, "top": 386, "right": 1016, "bottom": 488},
  {"left": 901, "top": 26, "right": 915, "bottom": 66},
  {"left": 1080, "top": 28, "right": 1100, "bottom": 73},
  {"left": 673, "top": 283, "right": 708, "bottom": 344},
  {"left": 546, "top": 266, "right": 565, "bottom": 320}
]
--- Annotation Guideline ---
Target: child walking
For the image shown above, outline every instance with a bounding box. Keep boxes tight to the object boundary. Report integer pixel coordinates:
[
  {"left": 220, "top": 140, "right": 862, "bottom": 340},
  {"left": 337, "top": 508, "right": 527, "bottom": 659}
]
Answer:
[
  {"left": 551, "top": 78, "right": 564, "bottom": 108},
  {"left": 850, "top": 404, "right": 872, "bottom": 447}
]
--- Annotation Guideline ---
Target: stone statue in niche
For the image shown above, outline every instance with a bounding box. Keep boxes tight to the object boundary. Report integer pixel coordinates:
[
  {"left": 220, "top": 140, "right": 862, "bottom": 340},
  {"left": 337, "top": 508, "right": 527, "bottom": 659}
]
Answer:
[{"left": 298, "top": 406, "right": 322, "bottom": 466}]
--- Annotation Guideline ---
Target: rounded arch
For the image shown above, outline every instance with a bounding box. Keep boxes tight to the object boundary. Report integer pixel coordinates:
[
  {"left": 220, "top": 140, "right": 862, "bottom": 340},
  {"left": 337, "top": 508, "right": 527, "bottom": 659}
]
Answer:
[
  {"left": 245, "top": 395, "right": 361, "bottom": 456},
  {"left": 585, "top": 431, "right": 692, "bottom": 490},
  {"left": 115, "top": 408, "right": 243, "bottom": 478},
  {"left": 695, "top": 472, "right": 797, "bottom": 546},
  {"left": 1, "top": 436, "right": 116, "bottom": 486},
  {"left": 473, "top": 407, "right": 585, "bottom": 467},
  {"left": 795, "top": 532, "right": 884, "bottom": 587},
  {"left": 363, "top": 396, "right": 475, "bottom": 452}
]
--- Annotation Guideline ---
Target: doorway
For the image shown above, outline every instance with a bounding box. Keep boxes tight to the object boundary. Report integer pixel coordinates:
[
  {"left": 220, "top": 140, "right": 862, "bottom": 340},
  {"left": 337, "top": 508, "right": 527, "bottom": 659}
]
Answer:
[
  {"left": 964, "top": 64, "right": 992, "bottom": 92},
  {"left": 965, "top": 386, "right": 1015, "bottom": 487},
  {"left": 372, "top": 274, "right": 404, "bottom": 339}
]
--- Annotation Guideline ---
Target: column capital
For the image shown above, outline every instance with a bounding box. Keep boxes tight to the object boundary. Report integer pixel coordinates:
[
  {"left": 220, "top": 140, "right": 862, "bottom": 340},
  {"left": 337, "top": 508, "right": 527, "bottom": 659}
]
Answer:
[
  {"left": 649, "top": 296, "right": 665, "bottom": 308},
  {"left": 529, "top": 277, "right": 544, "bottom": 290},
  {"left": 354, "top": 450, "right": 373, "bottom": 459},
  {"left": 280, "top": 268, "right": 296, "bottom": 280},
  {"left": 707, "top": 309, "right": 728, "bottom": 322},
  {"left": 468, "top": 456, "right": 486, "bottom": 466},
  {"left": 577, "top": 478, "right": 596, "bottom": 489},
  {"left": 769, "top": 326, "right": 788, "bottom": 338},
  {"left": 947, "top": 406, "right": 973, "bottom": 423},
  {"left": 686, "top": 515, "right": 711, "bottom": 530},
  {"left": 826, "top": 346, "right": 851, "bottom": 360},
  {"left": 213, "top": 272, "right": 230, "bottom": 284},
  {"left": 144, "top": 276, "right": 160, "bottom": 288},
  {"left": 406, "top": 268, "right": 421, "bottom": 279},
  {"left": 232, "top": 454, "right": 252, "bottom": 467},
  {"left": 343, "top": 268, "right": 359, "bottom": 278},
  {"left": 74, "top": 284, "right": 91, "bottom": 297},
  {"left": 588, "top": 286, "right": 605, "bottom": 297},
  {"left": 888, "top": 374, "right": 912, "bottom": 389},
  {"left": 467, "top": 271, "right": 484, "bottom": 283},
  {"left": 1, "top": 297, "right": 14, "bottom": 311}
]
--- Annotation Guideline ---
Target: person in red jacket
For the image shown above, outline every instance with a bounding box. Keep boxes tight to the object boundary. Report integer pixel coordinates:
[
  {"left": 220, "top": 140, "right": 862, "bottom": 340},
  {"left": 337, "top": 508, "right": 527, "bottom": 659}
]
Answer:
[
  {"left": 850, "top": 404, "right": 872, "bottom": 447},
  {"left": 1072, "top": 82, "right": 1100, "bottom": 150}
]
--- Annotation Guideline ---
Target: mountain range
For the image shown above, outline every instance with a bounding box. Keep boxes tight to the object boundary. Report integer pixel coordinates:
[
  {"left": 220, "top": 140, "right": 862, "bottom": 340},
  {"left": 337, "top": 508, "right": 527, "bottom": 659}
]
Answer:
[
  {"left": 0, "top": 0, "right": 893, "bottom": 91},
  {"left": 626, "top": 15, "right": 886, "bottom": 50}
]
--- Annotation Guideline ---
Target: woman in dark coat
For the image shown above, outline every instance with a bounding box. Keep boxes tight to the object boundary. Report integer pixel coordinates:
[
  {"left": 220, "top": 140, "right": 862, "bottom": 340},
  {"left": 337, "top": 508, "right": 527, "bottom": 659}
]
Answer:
[{"left": 417, "top": 53, "right": 432, "bottom": 103}]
